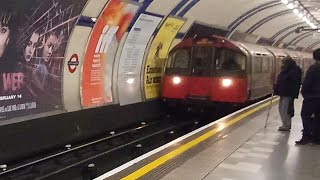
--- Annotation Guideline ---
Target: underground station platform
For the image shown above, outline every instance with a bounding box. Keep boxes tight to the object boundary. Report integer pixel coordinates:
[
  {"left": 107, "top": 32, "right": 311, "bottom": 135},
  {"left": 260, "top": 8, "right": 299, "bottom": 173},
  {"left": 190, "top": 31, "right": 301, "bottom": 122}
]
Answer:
[{"left": 94, "top": 97, "right": 320, "bottom": 180}]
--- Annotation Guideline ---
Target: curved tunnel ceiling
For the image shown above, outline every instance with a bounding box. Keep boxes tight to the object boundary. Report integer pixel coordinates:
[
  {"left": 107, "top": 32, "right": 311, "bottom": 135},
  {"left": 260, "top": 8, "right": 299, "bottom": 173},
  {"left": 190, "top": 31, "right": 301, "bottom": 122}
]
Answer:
[{"left": 144, "top": 0, "right": 320, "bottom": 50}]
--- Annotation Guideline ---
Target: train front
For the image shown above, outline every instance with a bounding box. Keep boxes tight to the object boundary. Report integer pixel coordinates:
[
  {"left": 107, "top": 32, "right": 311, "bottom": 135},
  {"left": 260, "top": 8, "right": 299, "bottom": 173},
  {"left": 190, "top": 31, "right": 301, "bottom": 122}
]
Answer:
[{"left": 161, "top": 36, "right": 249, "bottom": 107}]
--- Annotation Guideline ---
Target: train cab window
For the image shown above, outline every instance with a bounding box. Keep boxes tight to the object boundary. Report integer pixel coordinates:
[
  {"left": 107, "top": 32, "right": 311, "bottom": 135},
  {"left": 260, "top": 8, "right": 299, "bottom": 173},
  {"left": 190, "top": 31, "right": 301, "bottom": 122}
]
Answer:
[
  {"left": 215, "top": 49, "right": 245, "bottom": 71},
  {"left": 170, "top": 49, "right": 190, "bottom": 68},
  {"left": 166, "top": 48, "right": 191, "bottom": 75},
  {"left": 191, "top": 46, "right": 213, "bottom": 76}
]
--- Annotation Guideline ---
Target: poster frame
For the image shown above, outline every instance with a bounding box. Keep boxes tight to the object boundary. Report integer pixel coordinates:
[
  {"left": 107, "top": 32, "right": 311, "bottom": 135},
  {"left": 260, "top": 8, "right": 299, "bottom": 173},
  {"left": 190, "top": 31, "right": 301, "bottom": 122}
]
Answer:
[
  {"left": 142, "top": 15, "right": 187, "bottom": 101},
  {"left": 117, "top": 13, "right": 163, "bottom": 105},
  {"left": 79, "top": 0, "right": 141, "bottom": 109}
]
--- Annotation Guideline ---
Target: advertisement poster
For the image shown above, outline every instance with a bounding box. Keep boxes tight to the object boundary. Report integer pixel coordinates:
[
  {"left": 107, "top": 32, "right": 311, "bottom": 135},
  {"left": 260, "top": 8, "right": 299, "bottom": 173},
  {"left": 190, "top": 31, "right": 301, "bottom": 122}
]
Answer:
[
  {"left": 0, "top": 0, "right": 87, "bottom": 121},
  {"left": 81, "top": 0, "right": 139, "bottom": 108},
  {"left": 144, "top": 17, "right": 185, "bottom": 99},
  {"left": 117, "top": 14, "right": 162, "bottom": 105}
]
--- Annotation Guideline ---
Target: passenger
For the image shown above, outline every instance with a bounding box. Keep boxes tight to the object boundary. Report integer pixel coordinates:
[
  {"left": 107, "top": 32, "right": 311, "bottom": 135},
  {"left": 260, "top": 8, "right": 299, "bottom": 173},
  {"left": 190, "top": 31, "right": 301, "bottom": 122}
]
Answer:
[
  {"left": 296, "top": 48, "right": 320, "bottom": 145},
  {"left": 274, "top": 57, "right": 302, "bottom": 131}
]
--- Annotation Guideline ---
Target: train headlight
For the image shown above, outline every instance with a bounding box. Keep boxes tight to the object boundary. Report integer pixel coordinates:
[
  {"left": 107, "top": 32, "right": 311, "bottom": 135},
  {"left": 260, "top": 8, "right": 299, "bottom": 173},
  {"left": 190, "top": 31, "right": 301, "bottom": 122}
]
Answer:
[
  {"left": 172, "top": 77, "right": 181, "bottom": 84},
  {"left": 222, "top": 78, "right": 232, "bottom": 87}
]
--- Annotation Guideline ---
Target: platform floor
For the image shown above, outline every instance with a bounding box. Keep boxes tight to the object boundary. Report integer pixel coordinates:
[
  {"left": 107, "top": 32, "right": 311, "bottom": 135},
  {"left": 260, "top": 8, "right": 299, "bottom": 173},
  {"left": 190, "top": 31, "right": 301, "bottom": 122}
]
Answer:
[
  {"left": 160, "top": 98, "right": 320, "bottom": 180},
  {"left": 95, "top": 97, "right": 320, "bottom": 180}
]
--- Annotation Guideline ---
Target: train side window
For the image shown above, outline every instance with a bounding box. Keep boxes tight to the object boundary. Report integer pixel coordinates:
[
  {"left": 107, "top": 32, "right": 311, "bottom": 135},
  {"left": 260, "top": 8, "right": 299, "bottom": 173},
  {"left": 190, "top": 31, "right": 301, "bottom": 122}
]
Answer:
[
  {"left": 253, "top": 56, "right": 262, "bottom": 73},
  {"left": 215, "top": 49, "right": 245, "bottom": 71},
  {"left": 262, "top": 57, "right": 271, "bottom": 73}
]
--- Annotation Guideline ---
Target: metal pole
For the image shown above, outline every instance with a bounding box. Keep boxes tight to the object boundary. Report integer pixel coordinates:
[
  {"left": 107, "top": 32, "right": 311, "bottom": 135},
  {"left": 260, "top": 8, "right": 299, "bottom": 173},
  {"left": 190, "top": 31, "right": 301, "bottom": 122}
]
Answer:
[{"left": 265, "top": 94, "right": 274, "bottom": 128}]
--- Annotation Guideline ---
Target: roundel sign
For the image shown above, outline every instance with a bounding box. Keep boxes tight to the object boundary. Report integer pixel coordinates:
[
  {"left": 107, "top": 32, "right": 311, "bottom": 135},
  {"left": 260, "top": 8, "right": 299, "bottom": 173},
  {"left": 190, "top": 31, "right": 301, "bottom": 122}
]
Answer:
[{"left": 68, "top": 54, "right": 79, "bottom": 73}]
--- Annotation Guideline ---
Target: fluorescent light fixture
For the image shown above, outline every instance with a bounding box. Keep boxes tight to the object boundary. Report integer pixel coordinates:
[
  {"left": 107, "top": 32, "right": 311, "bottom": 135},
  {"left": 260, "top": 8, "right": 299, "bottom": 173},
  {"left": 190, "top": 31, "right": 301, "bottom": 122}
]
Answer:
[
  {"left": 310, "top": 23, "right": 317, "bottom": 29},
  {"left": 287, "top": 3, "right": 295, "bottom": 9},
  {"left": 281, "top": 0, "right": 318, "bottom": 30},
  {"left": 302, "top": 16, "right": 308, "bottom": 22},
  {"left": 293, "top": 9, "right": 299, "bottom": 14}
]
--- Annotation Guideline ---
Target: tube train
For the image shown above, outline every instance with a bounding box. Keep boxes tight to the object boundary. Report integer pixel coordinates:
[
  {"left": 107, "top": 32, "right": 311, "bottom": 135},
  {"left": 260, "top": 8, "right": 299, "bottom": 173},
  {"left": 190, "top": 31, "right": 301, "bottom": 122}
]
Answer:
[{"left": 161, "top": 36, "right": 314, "bottom": 106}]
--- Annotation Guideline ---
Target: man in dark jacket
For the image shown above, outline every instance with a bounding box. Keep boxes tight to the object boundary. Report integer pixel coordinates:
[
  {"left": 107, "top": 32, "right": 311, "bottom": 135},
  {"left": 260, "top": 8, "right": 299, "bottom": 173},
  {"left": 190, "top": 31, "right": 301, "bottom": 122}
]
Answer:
[
  {"left": 296, "top": 48, "right": 320, "bottom": 145},
  {"left": 274, "top": 57, "right": 302, "bottom": 131}
]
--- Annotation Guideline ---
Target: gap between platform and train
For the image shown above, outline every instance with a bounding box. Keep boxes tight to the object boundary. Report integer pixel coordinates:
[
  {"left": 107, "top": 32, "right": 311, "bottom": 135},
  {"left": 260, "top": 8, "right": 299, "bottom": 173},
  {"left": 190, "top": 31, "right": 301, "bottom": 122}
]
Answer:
[{"left": 95, "top": 97, "right": 279, "bottom": 180}]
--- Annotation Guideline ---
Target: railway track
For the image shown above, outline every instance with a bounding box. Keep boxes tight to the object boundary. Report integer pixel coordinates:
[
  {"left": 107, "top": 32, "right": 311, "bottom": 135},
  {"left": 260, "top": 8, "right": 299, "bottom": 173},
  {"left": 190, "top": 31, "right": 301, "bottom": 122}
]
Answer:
[
  {"left": 0, "top": 100, "right": 259, "bottom": 180},
  {"left": 0, "top": 112, "right": 217, "bottom": 180}
]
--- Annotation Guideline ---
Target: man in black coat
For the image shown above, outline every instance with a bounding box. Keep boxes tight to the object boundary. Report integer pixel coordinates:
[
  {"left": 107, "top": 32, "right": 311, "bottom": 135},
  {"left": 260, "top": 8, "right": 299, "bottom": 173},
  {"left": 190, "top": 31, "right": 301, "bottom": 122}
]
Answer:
[
  {"left": 274, "top": 57, "right": 302, "bottom": 131},
  {"left": 296, "top": 48, "right": 320, "bottom": 145}
]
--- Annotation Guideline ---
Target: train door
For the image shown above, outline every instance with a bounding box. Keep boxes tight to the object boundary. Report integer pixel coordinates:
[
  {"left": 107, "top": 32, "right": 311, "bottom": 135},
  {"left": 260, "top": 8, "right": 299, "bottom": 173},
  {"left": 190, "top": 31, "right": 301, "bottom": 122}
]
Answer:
[
  {"left": 250, "top": 54, "right": 273, "bottom": 99},
  {"left": 210, "top": 48, "right": 248, "bottom": 103},
  {"left": 188, "top": 46, "right": 214, "bottom": 99}
]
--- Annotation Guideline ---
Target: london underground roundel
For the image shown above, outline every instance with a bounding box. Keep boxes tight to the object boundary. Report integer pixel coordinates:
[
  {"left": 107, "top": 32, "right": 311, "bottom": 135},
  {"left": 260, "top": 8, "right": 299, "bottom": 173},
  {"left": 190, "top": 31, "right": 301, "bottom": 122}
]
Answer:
[{"left": 68, "top": 54, "right": 79, "bottom": 73}]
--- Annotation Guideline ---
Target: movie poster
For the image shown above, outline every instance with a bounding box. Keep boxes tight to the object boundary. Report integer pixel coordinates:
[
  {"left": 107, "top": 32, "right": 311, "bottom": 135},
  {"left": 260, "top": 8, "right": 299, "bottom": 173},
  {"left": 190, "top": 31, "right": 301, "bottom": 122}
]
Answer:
[
  {"left": 0, "top": 0, "right": 88, "bottom": 120},
  {"left": 81, "top": 0, "right": 140, "bottom": 108},
  {"left": 117, "top": 14, "right": 162, "bottom": 106},
  {"left": 143, "top": 16, "right": 185, "bottom": 99}
]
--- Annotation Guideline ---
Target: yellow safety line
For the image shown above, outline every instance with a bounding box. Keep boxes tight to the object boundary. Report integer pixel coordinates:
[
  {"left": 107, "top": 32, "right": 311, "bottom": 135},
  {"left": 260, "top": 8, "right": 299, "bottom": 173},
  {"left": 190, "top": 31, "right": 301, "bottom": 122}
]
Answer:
[{"left": 121, "top": 98, "right": 278, "bottom": 180}]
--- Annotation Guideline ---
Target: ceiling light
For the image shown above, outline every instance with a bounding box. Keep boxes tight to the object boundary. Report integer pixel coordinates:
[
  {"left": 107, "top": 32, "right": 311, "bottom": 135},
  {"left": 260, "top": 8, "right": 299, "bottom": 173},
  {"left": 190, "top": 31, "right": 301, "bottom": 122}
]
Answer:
[
  {"left": 302, "top": 16, "right": 308, "bottom": 22},
  {"left": 287, "top": 3, "right": 295, "bottom": 9},
  {"left": 281, "top": 0, "right": 319, "bottom": 30},
  {"left": 310, "top": 23, "right": 317, "bottom": 29},
  {"left": 293, "top": 9, "right": 299, "bottom": 14}
]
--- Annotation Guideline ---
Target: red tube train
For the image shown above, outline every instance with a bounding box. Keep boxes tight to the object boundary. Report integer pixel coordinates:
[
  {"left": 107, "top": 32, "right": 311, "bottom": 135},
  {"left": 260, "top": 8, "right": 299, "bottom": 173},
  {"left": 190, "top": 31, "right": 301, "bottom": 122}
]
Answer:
[{"left": 161, "top": 36, "right": 313, "bottom": 107}]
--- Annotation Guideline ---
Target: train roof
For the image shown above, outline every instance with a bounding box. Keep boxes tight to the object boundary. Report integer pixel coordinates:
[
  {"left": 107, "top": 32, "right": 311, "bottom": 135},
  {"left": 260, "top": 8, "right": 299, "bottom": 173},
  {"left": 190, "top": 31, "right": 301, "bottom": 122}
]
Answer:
[
  {"left": 296, "top": 51, "right": 313, "bottom": 59},
  {"left": 174, "top": 36, "right": 245, "bottom": 53},
  {"left": 264, "top": 46, "right": 288, "bottom": 58},
  {"left": 235, "top": 41, "right": 273, "bottom": 57},
  {"left": 172, "top": 36, "right": 312, "bottom": 60},
  {"left": 283, "top": 50, "right": 300, "bottom": 59}
]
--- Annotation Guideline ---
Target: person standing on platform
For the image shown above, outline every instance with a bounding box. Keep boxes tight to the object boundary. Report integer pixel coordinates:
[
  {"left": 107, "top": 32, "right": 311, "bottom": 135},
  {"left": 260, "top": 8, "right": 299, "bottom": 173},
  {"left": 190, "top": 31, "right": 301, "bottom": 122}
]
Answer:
[
  {"left": 274, "top": 57, "right": 302, "bottom": 132},
  {"left": 296, "top": 48, "right": 320, "bottom": 145}
]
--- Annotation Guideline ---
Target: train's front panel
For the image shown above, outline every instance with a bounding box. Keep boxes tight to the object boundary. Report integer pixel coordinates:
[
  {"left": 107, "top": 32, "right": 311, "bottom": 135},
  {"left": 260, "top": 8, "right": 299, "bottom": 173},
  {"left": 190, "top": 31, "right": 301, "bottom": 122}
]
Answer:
[
  {"left": 210, "top": 76, "right": 247, "bottom": 103},
  {"left": 162, "top": 38, "right": 248, "bottom": 104}
]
